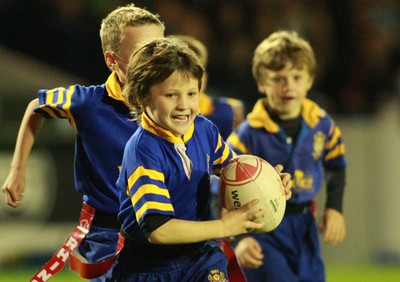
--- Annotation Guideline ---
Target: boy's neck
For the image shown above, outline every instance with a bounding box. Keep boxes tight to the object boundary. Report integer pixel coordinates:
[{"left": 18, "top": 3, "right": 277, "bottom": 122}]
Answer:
[
  {"left": 266, "top": 105, "right": 300, "bottom": 122},
  {"left": 266, "top": 105, "right": 301, "bottom": 141}
]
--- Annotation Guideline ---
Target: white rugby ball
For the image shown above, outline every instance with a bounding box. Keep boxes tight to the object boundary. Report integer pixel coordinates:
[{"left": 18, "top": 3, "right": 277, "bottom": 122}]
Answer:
[{"left": 220, "top": 155, "right": 286, "bottom": 233}]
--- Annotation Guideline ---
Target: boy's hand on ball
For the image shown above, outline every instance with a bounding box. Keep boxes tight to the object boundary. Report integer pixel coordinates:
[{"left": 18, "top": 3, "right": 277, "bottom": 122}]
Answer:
[
  {"left": 220, "top": 199, "right": 266, "bottom": 237},
  {"left": 221, "top": 156, "right": 287, "bottom": 233},
  {"left": 274, "top": 164, "right": 292, "bottom": 200}
]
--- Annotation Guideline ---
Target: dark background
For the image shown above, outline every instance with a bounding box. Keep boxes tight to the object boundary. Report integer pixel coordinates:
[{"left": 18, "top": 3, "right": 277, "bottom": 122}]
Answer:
[{"left": 1, "top": 0, "right": 399, "bottom": 114}]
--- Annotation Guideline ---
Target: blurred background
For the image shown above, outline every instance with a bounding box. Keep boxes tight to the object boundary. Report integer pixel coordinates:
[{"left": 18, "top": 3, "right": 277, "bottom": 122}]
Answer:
[{"left": 0, "top": 0, "right": 399, "bottom": 277}]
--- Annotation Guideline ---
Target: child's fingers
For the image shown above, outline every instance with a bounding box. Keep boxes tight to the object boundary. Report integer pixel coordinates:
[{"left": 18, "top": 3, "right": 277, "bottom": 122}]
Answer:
[{"left": 274, "top": 164, "right": 283, "bottom": 173}]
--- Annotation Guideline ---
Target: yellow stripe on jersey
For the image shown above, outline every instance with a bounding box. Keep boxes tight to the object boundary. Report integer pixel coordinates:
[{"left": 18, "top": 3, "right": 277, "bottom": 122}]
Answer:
[
  {"left": 227, "top": 133, "right": 250, "bottom": 154},
  {"left": 135, "top": 201, "right": 174, "bottom": 223},
  {"left": 325, "top": 126, "right": 342, "bottom": 150},
  {"left": 131, "top": 184, "right": 171, "bottom": 207},
  {"left": 214, "top": 140, "right": 231, "bottom": 166},
  {"left": 127, "top": 166, "right": 165, "bottom": 195},
  {"left": 302, "top": 99, "right": 326, "bottom": 128},
  {"left": 45, "top": 88, "right": 68, "bottom": 119},
  {"left": 40, "top": 90, "right": 58, "bottom": 119},
  {"left": 214, "top": 134, "right": 223, "bottom": 154},
  {"left": 39, "top": 86, "right": 77, "bottom": 130},
  {"left": 325, "top": 143, "right": 346, "bottom": 161},
  {"left": 62, "top": 86, "right": 77, "bottom": 129}
]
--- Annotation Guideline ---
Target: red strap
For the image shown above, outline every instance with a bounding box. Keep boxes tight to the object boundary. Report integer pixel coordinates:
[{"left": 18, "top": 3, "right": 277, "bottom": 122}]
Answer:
[
  {"left": 310, "top": 199, "right": 317, "bottom": 219},
  {"left": 220, "top": 239, "right": 247, "bottom": 282},
  {"left": 69, "top": 232, "right": 124, "bottom": 279},
  {"left": 30, "top": 202, "right": 95, "bottom": 282}
]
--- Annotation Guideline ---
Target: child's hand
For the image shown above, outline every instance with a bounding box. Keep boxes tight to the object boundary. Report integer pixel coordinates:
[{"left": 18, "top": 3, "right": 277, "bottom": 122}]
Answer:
[
  {"left": 274, "top": 164, "right": 292, "bottom": 200},
  {"left": 2, "top": 169, "right": 25, "bottom": 208},
  {"left": 235, "top": 236, "right": 264, "bottom": 268},
  {"left": 220, "top": 199, "right": 266, "bottom": 237},
  {"left": 319, "top": 208, "right": 346, "bottom": 245}
]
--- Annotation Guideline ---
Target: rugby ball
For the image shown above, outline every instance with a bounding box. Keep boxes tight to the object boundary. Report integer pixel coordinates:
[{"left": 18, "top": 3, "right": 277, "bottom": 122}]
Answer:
[{"left": 220, "top": 155, "right": 286, "bottom": 233}]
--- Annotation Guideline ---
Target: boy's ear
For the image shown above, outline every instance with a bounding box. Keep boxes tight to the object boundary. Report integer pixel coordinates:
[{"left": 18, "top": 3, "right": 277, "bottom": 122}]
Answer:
[
  {"left": 257, "top": 82, "right": 266, "bottom": 94},
  {"left": 104, "top": 51, "right": 117, "bottom": 70}
]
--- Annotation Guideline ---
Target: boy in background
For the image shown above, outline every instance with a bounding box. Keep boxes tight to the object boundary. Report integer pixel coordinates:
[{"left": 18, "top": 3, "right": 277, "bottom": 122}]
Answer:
[
  {"left": 2, "top": 4, "right": 164, "bottom": 281},
  {"left": 228, "top": 30, "right": 347, "bottom": 282}
]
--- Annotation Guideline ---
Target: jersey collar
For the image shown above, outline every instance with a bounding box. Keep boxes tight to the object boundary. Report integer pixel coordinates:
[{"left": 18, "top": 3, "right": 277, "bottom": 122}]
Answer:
[
  {"left": 248, "top": 98, "right": 326, "bottom": 132},
  {"left": 105, "top": 72, "right": 130, "bottom": 107},
  {"left": 141, "top": 111, "right": 195, "bottom": 144}
]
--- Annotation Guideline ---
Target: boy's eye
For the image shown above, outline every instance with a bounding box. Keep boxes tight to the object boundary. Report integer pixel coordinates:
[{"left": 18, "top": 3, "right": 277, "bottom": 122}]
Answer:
[
  {"left": 272, "top": 77, "right": 284, "bottom": 83},
  {"left": 188, "top": 91, "right": 198, "bottom": 97},
  {"left": 165, "top": 93, "right": 177, "bottom": 98}
]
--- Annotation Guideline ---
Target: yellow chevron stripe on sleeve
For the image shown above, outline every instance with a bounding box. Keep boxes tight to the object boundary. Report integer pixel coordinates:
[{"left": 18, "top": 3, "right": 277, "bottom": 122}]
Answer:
[
  {"left": 214, "top": 142, "right": 231, "bottom": 165},
  {"left": 46, "top": 88, "right": 68, "bottom": 119},
  {"left": 126, "top": 166, "right": 165, "bottom": 195},
  {"left": 215, "top": 134, "right": 222, "bottom": 153},
  {"left": 62, "top": 86, "right": 76, "bottom": 129},
  {"left": 325, "top": 143, "right": 346, "bottom": 161},
  {"left": 135, "top": 201, "right": 174, "bottom": 223},
  {"left": 325, "top": 126, "right": 342, "bottom": 150},
  {"left": 131, "top": 184, "right": 171, "bottom": 207}
]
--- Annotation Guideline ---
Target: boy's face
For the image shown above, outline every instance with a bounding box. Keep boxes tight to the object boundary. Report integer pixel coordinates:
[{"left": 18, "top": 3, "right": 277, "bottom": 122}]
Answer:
[
  {"left": 144, "top": 71, "right": 200, "bottom": 137},
  {"left": 258, "top": 63, "right": 314, "bottom": 119},
  {"left": 111, "top": 25, "right": 164, "bottom": 85}
]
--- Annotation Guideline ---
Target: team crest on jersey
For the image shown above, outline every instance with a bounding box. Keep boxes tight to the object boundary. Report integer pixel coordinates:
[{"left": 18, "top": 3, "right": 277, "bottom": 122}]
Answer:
[
  {"left": 208, "top": 269, "right": 227, "bottom": 282},
  {"left": 312, "top": 131, "right": 325, "bottom": 159}
]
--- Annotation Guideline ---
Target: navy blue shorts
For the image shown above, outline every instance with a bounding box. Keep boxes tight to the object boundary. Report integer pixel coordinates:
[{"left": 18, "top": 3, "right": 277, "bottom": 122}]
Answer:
[
  {"left": 106, "top": 242, "right": 228, "bottom": 281},
  {"left": 78, "top": 225, "right": 120, "bottom": 282}
]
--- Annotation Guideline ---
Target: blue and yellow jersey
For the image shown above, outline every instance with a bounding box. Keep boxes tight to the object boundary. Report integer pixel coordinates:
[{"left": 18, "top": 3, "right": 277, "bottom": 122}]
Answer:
[
  {"left": 117, "top": 112, "right": 234, "bottom": 240},
  {"left": 34, "top": 73, "right": 138, "bottom": 213},
  {"left": 227, "top": 98, "right": 347, "bottom": 204},
  {"left": 199, "top": 92, "right": 244, "bottom": 140}
]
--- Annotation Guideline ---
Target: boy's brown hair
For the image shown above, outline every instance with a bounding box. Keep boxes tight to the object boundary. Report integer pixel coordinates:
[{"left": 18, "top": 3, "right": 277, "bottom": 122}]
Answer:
[
  {"left": 252, "top": 30, "right": 317, "bottom": 83},
  {"left": 100, "top": 4, "right": 165, "bottom": 54},
  {"left": 123, "top": 38, "right": 204, "bottom": 121}
]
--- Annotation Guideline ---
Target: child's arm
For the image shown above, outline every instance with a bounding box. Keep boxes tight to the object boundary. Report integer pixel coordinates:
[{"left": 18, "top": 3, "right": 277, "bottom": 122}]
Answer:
[
  {"left": 2, "top": 98, "right": 44, "bottom": 207},
  {"left": 148, "top": 199, "right": 265, "bottom": 244},
  {"left": 319, "top": 168, "right": 346, "bottom": 245}
]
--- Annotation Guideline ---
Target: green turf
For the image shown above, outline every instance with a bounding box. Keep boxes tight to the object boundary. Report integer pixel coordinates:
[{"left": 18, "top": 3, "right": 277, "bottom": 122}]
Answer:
[
  {"left": 0, "top": 264, "right": 399, "bottom": 281},
  {"left": 326, "top": 264, "right": 400, "bottom": 282},
  {"left": 0, "top": 267, "right": 85, "bottom": 281}
]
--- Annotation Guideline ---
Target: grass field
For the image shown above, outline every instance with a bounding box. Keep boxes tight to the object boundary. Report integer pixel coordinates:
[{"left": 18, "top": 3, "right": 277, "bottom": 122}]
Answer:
[{"left": 0, "top": 264, "right": 399, "bottom": 281}]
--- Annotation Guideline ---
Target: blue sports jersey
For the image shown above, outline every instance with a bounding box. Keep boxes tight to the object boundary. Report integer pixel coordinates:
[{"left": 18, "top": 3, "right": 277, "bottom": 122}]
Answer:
[
  {"left": 199, "top": 92, "right": 242, "bottom": 140},
  {"left": 34, "top": 73, "right": 138, "bottom": 214},
  {"left": 227, "top": 98, "right": 347, "bottom": 205},
  {"left": 117, "top": 112, "right": 234, "bottom": 240}
]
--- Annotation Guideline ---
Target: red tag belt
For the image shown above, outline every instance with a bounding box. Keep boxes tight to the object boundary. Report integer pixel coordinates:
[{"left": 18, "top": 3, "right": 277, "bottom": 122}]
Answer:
[{"left": 30, "top": 202, "right": 123, "bottom": 281}]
